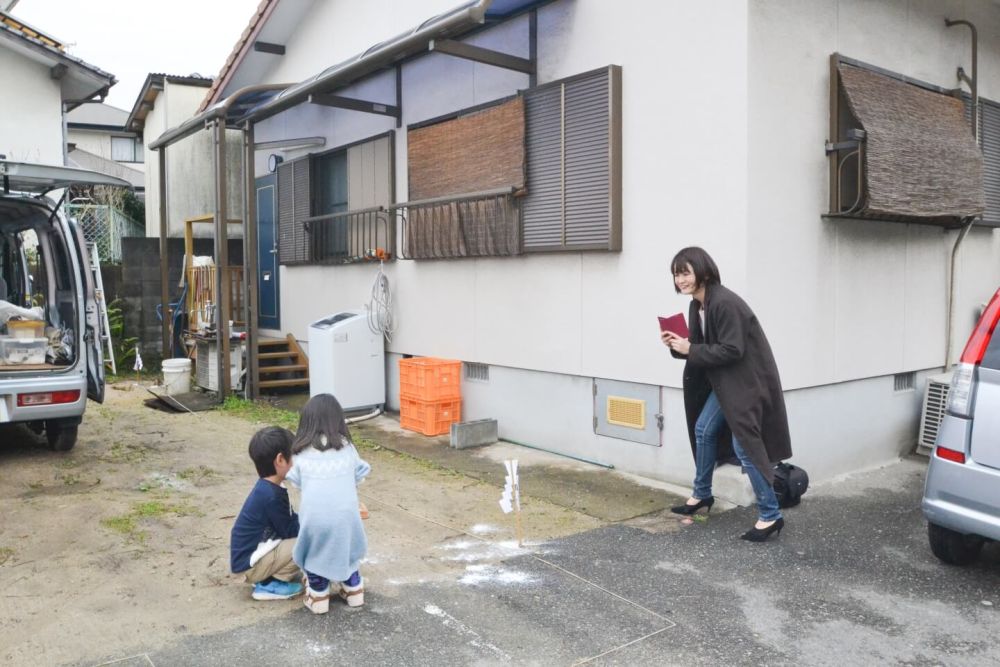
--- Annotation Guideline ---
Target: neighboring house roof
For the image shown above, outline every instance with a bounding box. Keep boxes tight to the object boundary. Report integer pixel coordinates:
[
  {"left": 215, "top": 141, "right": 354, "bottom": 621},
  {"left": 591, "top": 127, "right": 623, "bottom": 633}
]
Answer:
[
  {"left": 198, "top": 0, "right": 299, "bottom": 112},
  {"left": 66, "top": 146, "right": 145, "bottom": 189},
  {"left": 67, "top": 103, "right": 131, "bottom": 131},
  {"left": 125, "top": 72, "right": 214, "bottom": 133},
  {"left": 0, "top": 10, "right": 116, "bottom": 110}
]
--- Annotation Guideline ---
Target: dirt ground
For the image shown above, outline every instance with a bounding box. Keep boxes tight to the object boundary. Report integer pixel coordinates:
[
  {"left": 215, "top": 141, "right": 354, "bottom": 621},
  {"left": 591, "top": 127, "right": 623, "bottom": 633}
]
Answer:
[{"left": 0, "top": 383, "right": 604, "bottom": 666}]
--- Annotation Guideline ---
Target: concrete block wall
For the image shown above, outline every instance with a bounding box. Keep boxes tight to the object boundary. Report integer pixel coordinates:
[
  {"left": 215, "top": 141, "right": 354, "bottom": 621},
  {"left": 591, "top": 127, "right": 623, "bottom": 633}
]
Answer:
[{"left": 119, "top": 237, "right": 243, "bottom": 361}]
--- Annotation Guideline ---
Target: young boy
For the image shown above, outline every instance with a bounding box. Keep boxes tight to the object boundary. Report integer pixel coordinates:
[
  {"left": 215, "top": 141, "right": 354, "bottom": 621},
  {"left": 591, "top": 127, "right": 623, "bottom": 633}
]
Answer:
[{"left": 230, "top": 426, "right": 303, "bottom": 600}]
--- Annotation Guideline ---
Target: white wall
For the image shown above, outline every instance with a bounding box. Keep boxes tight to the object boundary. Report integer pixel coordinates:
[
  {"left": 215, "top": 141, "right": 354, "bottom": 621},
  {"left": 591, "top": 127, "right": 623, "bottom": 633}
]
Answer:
[
  {"left": 259, "top": 1, "right": 749, "bottom": 390},
  {"left": 748, "top": 0, "right": 1000, "bottom": 390},
  {"left": 67, "top": 128, "right": 146, "bottom": 174},
  {"left": 145, "top": 81, "right": 244, "bottom": 239},
  {"left": 0, "top": 49, "right": 64, "bottom": 164}
]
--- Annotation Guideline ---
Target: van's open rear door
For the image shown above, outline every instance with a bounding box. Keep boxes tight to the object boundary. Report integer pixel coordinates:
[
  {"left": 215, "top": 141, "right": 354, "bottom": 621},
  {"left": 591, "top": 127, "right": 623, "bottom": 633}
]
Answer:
[
  {"left": 68, "top": 218, "right": 105, "bottom": 403},
  {"left": 0, "top": 160, "right": 132, "bottom": 194}
]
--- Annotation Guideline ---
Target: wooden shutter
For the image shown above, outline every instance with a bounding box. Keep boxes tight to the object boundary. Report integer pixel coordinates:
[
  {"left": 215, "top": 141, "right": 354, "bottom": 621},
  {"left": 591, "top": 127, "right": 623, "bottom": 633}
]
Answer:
[
  {"left": 522, "top": 65, "right": 622, "bottom": 252},
  {"left": 980, "top": 99, "right": 1000, "bottom": 227},
  {"left": 277, "top": 157, "right": 312, "bottom": 264}
]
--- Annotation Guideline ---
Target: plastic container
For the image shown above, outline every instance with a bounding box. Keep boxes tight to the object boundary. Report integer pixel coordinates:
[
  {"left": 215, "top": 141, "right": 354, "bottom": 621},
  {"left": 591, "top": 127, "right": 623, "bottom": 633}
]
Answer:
[
  {"left": 0, "top": 337, "right": 47, "bottom": 364},
  {"left": 398, "top": 357, "right": 462, "bottom": 401},
  {"left": 162, "top": 358, "right": 192, "bottom": 395},
  {"left": 399, "top": 396, "right": 462, "bottom": 436},
  {"left": 7, "top": 320, "right": 45, "bottom": 339}
]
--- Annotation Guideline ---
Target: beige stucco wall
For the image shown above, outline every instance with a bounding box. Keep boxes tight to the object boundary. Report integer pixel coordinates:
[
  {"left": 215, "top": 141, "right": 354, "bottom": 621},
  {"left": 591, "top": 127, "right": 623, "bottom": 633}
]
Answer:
[{"left": 144, "top": 81, "right": 243, "bottom": 239}]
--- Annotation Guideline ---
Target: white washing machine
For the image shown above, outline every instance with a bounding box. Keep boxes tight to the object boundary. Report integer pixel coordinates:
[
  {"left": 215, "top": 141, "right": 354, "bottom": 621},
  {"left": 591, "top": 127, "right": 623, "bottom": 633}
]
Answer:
[{"left": 308, "top": 310, "right": 385, "bottom": 411}]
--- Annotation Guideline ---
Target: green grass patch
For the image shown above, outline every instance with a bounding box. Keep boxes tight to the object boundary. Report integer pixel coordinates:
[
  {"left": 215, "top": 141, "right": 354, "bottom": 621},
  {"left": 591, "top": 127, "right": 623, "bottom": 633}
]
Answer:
[
  {"left": 103, "top": 440, "right": 147, "bottom": 464},
  {"left": 219, "top": 396, "right": 300, "bottom": 430},
  {"left": 101, "top": 499, "right": 201, "bottom": 544},
  {"left": 0, "top": 547, "right": 14, "bottom": 566},
  {"left": 178, "top": 465, "right": 218, "bottom": 482},
  {"left": 354, "top": 436, "right": 382, "bottom": 452},
  {"left": 59, "top": 472, "right": 81, "bottom": 485}
]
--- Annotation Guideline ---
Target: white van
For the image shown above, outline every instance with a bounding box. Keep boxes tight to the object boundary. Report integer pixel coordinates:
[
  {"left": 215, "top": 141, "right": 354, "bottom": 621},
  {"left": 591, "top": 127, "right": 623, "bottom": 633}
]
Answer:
[{"left": 0, "top": 160, "right": 128, "bottom": 450}]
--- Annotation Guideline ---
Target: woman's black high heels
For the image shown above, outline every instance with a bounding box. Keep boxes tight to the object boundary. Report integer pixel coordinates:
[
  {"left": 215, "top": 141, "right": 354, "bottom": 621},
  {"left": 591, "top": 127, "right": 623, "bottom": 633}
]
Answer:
[
  {"left": 670, "top": 496, "right": 715, "bottom": 516},
  {"left": 740, "top": 517, "right": 784, "bottom": 542}
]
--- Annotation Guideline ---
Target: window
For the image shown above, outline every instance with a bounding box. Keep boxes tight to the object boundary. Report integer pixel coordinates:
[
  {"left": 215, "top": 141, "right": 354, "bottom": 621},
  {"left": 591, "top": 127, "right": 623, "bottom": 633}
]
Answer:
[
  {"left": 277, "top": 133, "right": 393, "bottom": 265},
  {"left": 398, "top": 65, "right": 623, "bottom": 258},
  {"left": 313, "top": 150, "right": 349, "bottom": 257},
  {"left": 827, "top": 54, "right": 983, "bottom": 225},
  {"left": 111, "top": 136, "right": 142, "bottom": 163},
  {"left": 401, "top": 97, "right": 525, "bottom": 258},
  {"left": 522, "top": 65, "right": 622, "bottom": 252},
  {"left": 978, "top": 99, "right": 1000, "bottom": 228}
]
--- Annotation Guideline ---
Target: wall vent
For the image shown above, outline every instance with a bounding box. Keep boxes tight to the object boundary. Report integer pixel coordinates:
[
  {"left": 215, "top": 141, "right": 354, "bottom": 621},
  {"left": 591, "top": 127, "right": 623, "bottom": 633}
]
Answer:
[
  {"left": 607, "top": 396, "right": 645, "bottom": 429},
  {"left": 464, "top": 362, "right": 489, "bottom": 382},
  {"left": 893, "top": 372, "right": 915, "bottom": 392},
  {"left": 917, "top": 373, "right": 952, "bottom": 454}
]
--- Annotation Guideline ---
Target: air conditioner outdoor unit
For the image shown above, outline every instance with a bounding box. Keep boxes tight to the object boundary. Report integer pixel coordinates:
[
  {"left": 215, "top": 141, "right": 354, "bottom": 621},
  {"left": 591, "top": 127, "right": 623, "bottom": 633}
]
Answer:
[{"left": 917, "top": 371, "right": 953, "bottom": 455}]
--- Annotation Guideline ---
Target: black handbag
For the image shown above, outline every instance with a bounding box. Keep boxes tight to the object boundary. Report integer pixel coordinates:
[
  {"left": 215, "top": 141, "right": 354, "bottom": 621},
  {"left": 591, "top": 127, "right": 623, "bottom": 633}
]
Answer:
[{"left": 773, "top": 462, "right": 808, "bottom": 508}]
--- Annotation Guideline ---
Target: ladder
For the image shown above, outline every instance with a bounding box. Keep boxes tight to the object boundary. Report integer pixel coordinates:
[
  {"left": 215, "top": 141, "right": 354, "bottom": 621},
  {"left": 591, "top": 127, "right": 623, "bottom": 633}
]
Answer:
[{"left": 88, "top": 243, "right": 116, "bottom": 375}]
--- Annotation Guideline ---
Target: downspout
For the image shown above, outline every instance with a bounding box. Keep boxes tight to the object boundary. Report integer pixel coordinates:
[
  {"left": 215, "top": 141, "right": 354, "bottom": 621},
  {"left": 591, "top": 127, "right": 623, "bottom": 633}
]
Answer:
[{"left": 944, "top": 18, "right": 979, "bottom": 370}]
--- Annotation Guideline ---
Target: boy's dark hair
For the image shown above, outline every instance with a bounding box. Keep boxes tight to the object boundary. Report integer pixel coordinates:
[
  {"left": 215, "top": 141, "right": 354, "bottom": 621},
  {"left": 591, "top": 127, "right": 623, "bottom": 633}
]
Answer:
[
  {"left": 671, "top": 246, "right": 721, "bottom": 293},
  {"left": 293, "top": 393, "right": 351, "bottom": 454},
  {"left": 248, "top": 426, "right": 294, "bottom": 477}
]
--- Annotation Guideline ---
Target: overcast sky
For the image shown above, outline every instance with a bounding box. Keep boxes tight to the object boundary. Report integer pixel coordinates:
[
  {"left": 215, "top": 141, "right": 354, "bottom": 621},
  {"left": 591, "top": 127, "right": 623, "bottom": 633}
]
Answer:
[{"left": 12, "top": 0, "right": 261, "bottom": 111}]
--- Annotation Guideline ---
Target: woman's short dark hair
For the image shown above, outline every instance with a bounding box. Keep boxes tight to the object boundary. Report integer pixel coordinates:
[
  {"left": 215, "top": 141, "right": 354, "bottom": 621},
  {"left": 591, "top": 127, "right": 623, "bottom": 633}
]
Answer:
[
  {"left": 248, "top": 426, "right": 294, "bottom": 477},
  {"left": 293, "top": 393, "right": 351, "bottom": 454},
  {"left": 671, "top": 246, "right": 721, "bottom": 293}
]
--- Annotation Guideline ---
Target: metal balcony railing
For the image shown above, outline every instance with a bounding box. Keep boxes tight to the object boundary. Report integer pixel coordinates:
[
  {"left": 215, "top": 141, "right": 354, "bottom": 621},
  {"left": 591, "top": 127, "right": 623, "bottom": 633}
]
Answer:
[
  {"left": 303, "top": 206, "right": 393, "bottom": 264},
  {"left": 392, "top": 187, "right": 521, "bottom": 259}
]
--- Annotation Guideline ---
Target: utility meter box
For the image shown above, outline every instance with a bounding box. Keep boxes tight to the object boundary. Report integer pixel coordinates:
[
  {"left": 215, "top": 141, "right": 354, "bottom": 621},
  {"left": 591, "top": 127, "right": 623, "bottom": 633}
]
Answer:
[{"left": 308, "top": 310, "right": 385, "bottom": 411}]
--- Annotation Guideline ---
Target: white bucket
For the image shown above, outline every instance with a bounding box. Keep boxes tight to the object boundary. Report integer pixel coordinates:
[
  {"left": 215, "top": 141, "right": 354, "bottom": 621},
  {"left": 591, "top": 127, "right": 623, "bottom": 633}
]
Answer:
[{"left": 162, "top": 358, "right": 192, "bottom": 396}]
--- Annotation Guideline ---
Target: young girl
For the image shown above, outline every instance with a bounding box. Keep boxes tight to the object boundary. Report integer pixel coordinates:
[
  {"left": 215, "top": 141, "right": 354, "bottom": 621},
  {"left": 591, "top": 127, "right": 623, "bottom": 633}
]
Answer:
[{"left": 287, "top": 393, "right": 371, "bottom": 614}]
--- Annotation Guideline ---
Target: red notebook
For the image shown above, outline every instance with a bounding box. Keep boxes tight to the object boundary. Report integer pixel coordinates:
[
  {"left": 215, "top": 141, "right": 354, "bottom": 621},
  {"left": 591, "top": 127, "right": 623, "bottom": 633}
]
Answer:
[{"left": 658, "top": 313, "right": 690, "bottom": 339}]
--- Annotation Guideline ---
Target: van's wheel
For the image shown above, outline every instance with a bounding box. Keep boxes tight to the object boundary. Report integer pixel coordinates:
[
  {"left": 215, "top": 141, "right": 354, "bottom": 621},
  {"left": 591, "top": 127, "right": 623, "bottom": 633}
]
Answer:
[
  {"left": 928, "top": 522, "right": 984, "bottom": 565},
  {"left": 45, "top": 421, "right": 78, "bottom": 452}
]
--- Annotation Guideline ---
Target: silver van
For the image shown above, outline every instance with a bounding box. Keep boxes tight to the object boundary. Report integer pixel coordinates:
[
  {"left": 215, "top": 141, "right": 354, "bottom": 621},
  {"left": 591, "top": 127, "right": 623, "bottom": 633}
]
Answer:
[
  {"left": 0, "top": 160, "right": 126, "bottom": 451},
  {"left": 922, "top": 287, "right": 1000, "bottom": 564}
]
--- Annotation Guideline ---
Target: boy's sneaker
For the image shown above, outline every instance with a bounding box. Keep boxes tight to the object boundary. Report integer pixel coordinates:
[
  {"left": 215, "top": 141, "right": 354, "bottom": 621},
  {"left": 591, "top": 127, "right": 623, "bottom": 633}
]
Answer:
[
  {"left": 252, "top": 579, "right": 303, "bottom": 600},
  {"left": 339, "top": 576, "right": 364, "bottom": 607},
  {"left": 304, "top": 586, "right": 331, "bottom": 614}
]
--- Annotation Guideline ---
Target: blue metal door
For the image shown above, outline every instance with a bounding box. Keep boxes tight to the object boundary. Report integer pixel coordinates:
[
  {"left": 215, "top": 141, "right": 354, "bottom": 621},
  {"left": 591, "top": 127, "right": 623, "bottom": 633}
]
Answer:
[{"left": 256, "top": 175, "right": 280, "bottom": 330}]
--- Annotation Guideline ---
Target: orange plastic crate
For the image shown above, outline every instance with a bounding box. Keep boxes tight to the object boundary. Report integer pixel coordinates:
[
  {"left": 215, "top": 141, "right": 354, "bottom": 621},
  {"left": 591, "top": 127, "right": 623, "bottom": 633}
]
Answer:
[
  {"left": 398, "top": 357, "right": 462, "bottom": 400},
  {"left": 399, "top": 396, "right": 462, "bottom": 436}
]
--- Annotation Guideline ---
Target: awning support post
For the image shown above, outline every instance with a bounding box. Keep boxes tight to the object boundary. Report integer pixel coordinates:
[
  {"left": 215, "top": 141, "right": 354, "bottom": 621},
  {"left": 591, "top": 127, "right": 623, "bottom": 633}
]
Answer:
[{"left": 213, "top": 120, "right": 232, "bottom": 399}]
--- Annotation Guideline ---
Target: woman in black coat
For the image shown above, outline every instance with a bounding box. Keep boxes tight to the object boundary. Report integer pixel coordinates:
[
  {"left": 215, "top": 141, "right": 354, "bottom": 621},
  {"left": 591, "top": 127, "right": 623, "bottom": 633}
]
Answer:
[{"left": 661, "top": 247, "right": 792, "bottom": 542}]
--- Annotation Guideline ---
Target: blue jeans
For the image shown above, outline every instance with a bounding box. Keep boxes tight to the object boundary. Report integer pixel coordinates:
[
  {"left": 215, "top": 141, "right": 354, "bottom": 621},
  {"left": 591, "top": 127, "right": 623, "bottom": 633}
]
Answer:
[
  {"left": 692, "top": 391, "right": 782, "bottom": 522},
  {"left": 306, "top": 570, "right": 361, "bottom": 592}
]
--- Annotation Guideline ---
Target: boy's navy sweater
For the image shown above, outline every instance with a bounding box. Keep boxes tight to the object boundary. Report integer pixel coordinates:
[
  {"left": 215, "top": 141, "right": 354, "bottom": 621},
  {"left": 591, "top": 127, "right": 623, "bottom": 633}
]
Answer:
[{"left": 230, "top": 478, "right": 300, "bottom": 573}]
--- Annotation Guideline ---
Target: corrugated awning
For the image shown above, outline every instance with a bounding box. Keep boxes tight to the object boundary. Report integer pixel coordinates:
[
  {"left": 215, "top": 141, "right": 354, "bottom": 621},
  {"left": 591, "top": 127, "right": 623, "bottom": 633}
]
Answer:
[
  {"left": 243, "top": 0, "right": 544, "bottom": 124},
  {"left": 150, "top": 0, "right": 544, "bottom": 151},
  {"left": 838, "top": 63, "right": 984, "bottom": 221}
]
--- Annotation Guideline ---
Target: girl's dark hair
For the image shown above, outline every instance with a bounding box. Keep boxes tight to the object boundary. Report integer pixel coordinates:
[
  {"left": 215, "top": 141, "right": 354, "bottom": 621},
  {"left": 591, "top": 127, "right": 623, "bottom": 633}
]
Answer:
[
  {"left": 671, "top": 246, "right": 721, "bottom": 293},
  {"left": 293, "top": 393, "right": 351, "bottom": 453},
  {"left": 249, "top": 426, "right": 294, "bottom": 477}
]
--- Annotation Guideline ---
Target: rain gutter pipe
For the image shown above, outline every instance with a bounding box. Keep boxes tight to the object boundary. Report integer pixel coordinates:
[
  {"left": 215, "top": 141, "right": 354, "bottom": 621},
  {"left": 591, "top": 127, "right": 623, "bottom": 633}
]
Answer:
[
  {"left": 499, "top": 438, "right": 614, "bottom": 469},
  {"left": 944, "top": 18, "right": 979, "bottom": 370}
]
